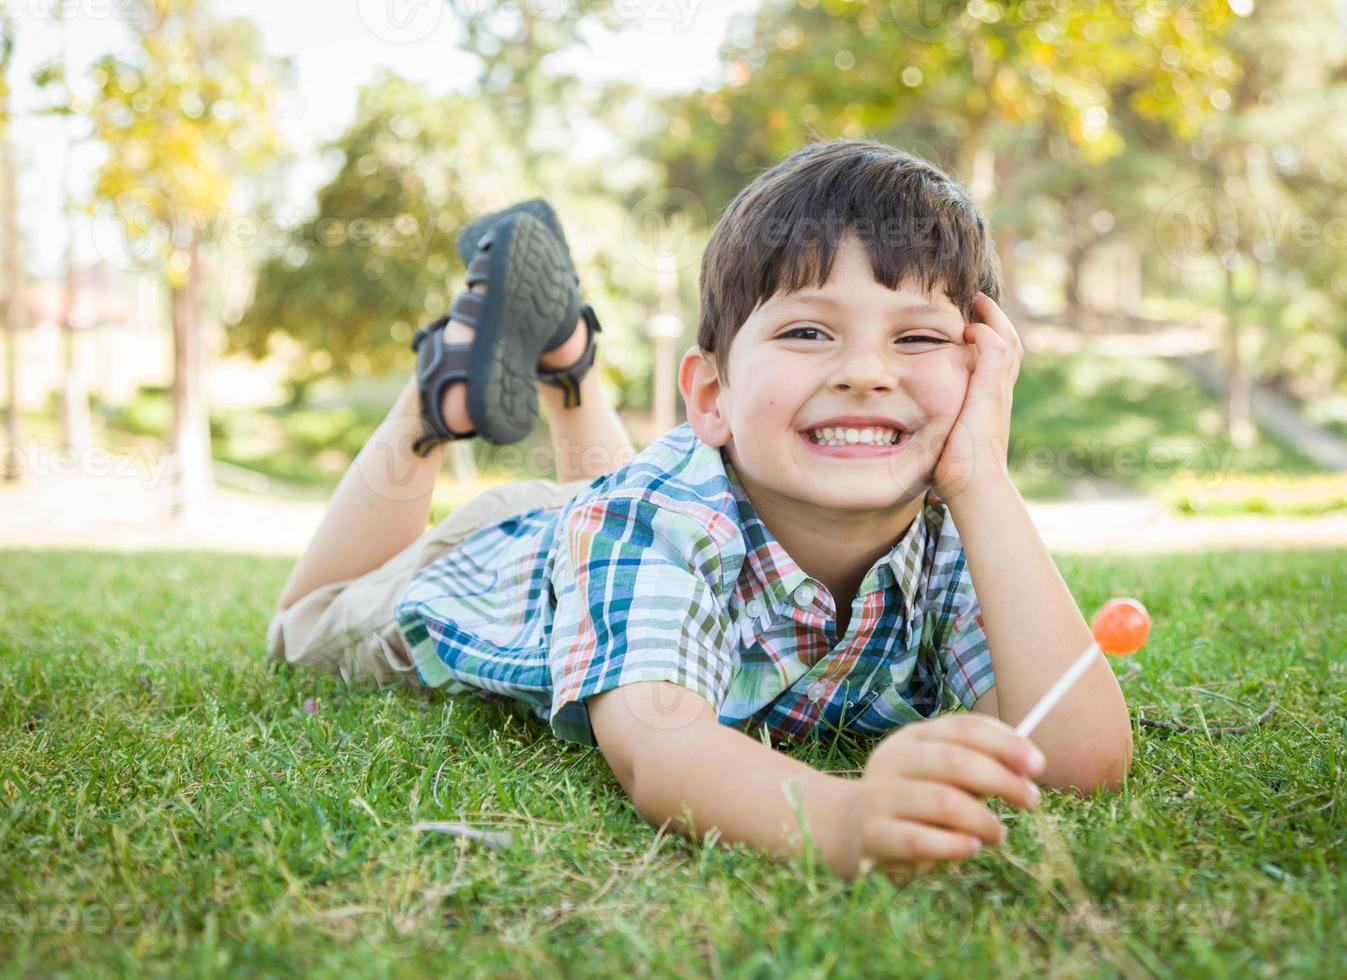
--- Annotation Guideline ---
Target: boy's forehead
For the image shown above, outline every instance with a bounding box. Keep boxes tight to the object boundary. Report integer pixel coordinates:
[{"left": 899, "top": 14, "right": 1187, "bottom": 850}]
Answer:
[
  {"left": 761, "top": 279, "right": 963, "bottom": 320},
  {"left": 765, "top": 232, "right": 962, "bottom": 314}
]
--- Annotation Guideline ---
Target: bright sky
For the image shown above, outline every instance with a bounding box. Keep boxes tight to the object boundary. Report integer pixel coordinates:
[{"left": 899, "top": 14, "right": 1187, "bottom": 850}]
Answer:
[{"left": 10, "top": 0, "right": 762, "bottom": 276}]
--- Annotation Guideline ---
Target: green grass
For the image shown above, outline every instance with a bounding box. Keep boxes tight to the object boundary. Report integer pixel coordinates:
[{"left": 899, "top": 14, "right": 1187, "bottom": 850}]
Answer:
[
  {"left": 1010, "top": 353, "right": 1323, "bottom": 500},
  {"left": 2, "top": 548, "right": 1344, "bottom": 976}
]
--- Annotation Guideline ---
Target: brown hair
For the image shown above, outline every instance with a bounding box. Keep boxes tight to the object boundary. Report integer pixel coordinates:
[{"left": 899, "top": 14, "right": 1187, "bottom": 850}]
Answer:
[{"left": 697, "top": 139, "right": 1001, "bottom": 377}]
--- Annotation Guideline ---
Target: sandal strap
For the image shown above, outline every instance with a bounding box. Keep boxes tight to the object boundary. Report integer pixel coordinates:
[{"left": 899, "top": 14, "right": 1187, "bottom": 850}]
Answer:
[
  {"left": 447, "top": 287, "right": 482, "bottom": 329},
  {"left": 443, "top": 233, "right": 499, "bottom": 330},
  {"left": 535, "top": 304, "right": 602, "bottom": 409},
  {"left": 410, "top": 315, "right": 477, "bottom": 456}
]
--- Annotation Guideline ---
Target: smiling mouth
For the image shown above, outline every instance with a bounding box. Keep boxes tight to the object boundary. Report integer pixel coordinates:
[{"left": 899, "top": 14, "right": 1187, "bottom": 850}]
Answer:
[{"left": 804, "top": 425, "right": 904, "bottom": 447}]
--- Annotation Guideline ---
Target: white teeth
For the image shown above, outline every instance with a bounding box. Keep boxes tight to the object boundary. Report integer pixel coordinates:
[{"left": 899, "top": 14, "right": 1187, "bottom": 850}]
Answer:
[{"left": 806, "top": 426, "right": 903, "bottom": 447}]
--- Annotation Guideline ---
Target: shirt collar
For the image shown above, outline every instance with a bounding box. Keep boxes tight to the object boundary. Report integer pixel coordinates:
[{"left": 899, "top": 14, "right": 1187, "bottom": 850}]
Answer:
[{"left": 722, "top": 455, "right": 928, "bottom": 623}]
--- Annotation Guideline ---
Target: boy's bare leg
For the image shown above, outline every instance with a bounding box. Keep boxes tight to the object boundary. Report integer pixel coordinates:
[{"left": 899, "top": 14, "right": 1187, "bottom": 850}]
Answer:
[
  {"left": 538, "top": 363, "right": 636, "bottom": 483},
  {"left": 276, "top": 305, "right": 630, "bottom": 611}
]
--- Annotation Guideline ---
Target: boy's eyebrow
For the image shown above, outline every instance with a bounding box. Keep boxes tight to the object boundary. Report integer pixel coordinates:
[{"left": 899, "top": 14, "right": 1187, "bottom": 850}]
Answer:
[{"left": 772, "top": 291, "right": 963, "bottom": 322}]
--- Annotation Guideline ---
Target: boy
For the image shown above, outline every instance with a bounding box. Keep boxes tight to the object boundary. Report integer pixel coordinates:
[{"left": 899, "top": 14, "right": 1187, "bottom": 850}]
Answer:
[{"left": 267, "top": 139, "right": 1133, "bottom": 883}]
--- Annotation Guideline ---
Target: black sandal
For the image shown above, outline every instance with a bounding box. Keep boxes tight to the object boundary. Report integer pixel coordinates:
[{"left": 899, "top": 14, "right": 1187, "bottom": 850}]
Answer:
[
  {"left": 456, "top": 198, "right": 602, "bottom": 408},
  {"left": 410, "top": 211, "right": 580, "bottom": 453}
]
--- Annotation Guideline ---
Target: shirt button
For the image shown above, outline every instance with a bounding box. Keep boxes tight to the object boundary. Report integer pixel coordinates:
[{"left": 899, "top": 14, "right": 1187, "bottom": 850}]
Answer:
[
  {"left": 745, "top": 598, "right": 765, "bottom": 618},
  {"left": 792, "top": 583, "right": 817, "bottom": 607},
  {"left": 806, "top": 681, "right": 827, "bottom": 702}
]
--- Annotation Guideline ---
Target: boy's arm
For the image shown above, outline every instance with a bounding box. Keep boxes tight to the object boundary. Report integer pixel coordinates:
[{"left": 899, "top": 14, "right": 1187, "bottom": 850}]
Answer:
[
  {"left": 587, "top": 682, "right": 858, "bottom": 875},
  {"left": 946, "top": 480, "right": 1133, "bottom": 794}
]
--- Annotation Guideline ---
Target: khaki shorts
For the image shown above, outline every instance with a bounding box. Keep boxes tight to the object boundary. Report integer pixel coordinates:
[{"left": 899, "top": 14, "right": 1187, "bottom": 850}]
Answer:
[{"left": 265, "top": 478, "right": 591, "bottom": 690}]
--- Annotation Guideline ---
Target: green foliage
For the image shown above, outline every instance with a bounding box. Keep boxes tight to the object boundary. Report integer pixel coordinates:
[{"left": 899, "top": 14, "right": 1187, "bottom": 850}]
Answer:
[
  {"left": 83, "top": 0, "right": 289, "bottom": 272},
  {"left": 230, "top": 67, "right": 665, "bottom": 411},
  {"left": 1009, "top": 352, "right": 1319, "bottom": 499},
  {"left": 644, "top": 0, "right": 1347, "bottom": 399},
  {"left": 227, "top": 74, "right": 514, "bottom": 390},
  {"left": 651, "top": 0, "right": 1237, "bottom": 212}
]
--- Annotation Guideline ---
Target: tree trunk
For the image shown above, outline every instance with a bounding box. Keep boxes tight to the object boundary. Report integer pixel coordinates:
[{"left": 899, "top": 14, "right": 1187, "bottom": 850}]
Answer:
[
  {"left": 1223, "top": 261, "right": 1254, "bottom": 448},
  {"left": 1063, "top": 242, "right": 1084, "bottom": 319},
  {"left": 169, "top": 234, "right": 214, "bottom": 522},
  {"left": 1, "top": 137, "right": 22, "bottom": 483},
  {"left": 57, "top": 13, "right": 93, "bottom": 457},
  {"left": 59, "top": 208, "right": 92, "bottom": 454}
]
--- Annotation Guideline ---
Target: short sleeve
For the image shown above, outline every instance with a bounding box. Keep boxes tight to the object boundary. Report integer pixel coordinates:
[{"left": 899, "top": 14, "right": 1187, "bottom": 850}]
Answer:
[
  {"left": 930, "top": 548, "right": 996, "bottom": 711},
  {"left": 547, "top": 496, "right": 738, "bottom": 747}
]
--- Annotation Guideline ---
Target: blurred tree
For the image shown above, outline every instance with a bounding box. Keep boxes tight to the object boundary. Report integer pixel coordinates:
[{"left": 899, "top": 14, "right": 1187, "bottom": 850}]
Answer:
[
  {"left": 1171, "top": 0, "right": 1347, "bottom": 436},
  {"left": 84, "top": 0, "right": 287, "bottom": 522},
  {"left": 444, "top": 0, "right": 626, "bottom": 183},
  {"left": 31, "top": 11, "right": 94, "bottom": 455},
  {"left": 0, "top": 12, "right": 21, "bottom": 482},
  {"left": 235, "top": 13, "right": 666, "bottom": 419},
  {"left": 651, "top": 0, "right": 1238, "bottom": 315},
  {"left": 229, "top": 74, "right": 517, "bottom": 405}
]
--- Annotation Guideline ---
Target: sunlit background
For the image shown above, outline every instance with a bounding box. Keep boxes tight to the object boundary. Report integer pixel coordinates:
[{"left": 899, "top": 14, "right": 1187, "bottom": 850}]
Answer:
[{"left": 2, "top": 0, "right": 1346, "bottom": 553}]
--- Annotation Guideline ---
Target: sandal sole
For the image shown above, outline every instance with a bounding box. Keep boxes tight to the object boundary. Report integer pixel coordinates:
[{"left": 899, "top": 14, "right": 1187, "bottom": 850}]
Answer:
[
  {"left": 468, "top": 213, "right": 581, "bottom": 445},
  {"left": 456, "top": 198, "right": 572, "bottom": 273}
]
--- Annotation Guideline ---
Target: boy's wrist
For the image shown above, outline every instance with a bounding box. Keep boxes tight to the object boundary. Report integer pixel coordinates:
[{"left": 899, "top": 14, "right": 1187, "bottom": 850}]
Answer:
[
  {"left": 938, "top": 470, "right": 1018, "bottom": 515},
  {"left": 820, "top": 779, "right": 863, "bottom": 879}
]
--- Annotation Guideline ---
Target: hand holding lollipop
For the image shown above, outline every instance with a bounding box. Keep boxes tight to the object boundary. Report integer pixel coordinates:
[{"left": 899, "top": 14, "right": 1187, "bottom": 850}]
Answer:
[{"left": 1015, "top": 598, "right": 1150, "bottom": 739}]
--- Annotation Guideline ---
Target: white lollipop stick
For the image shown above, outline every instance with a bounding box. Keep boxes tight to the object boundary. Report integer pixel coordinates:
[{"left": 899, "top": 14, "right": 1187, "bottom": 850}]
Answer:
[{"left": 1014, "top": 641, "right": 1100, "bottom": 739}]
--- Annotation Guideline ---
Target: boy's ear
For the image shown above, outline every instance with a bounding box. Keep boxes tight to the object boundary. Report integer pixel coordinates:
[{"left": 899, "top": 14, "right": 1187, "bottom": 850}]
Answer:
[{"left": 678, "top": 345, "right": 731, "bottom": 447}]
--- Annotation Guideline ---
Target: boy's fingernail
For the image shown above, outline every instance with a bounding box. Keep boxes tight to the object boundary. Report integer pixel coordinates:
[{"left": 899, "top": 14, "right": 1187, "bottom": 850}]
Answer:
[{"left": 1028, "top": 749, "right": 1046, "bottom": 773}]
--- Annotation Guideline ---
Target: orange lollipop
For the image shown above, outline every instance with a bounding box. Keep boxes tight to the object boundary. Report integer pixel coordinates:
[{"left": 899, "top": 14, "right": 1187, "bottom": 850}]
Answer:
[
  {"left": 1016, "top": 597, "right": 1150, "bottom": 738},
  {"left": 1092, "top": 597, "right": 1151, "bottom": 655}
]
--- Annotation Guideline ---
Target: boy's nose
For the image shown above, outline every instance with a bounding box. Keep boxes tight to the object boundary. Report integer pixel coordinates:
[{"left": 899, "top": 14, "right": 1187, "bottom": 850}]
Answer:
[{"left": 829, "top": 350, "right": 899, "bottom": 393}]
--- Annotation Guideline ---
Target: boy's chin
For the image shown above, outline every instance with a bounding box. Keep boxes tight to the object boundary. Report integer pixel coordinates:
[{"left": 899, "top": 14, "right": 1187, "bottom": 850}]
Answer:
[{"left": 798, "top": 485, "right": 930, "bottom": 514}]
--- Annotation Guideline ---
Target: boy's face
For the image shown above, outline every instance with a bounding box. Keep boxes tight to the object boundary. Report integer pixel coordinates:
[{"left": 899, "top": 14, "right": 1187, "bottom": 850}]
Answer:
[{"left": 685, "top": 232, "right": 973, "bottom": 518}]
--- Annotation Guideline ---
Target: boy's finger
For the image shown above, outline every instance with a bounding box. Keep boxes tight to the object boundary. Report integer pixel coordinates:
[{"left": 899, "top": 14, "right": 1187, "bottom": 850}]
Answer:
[
  {"left": 964, "top": 321, "right": 1008, "bottom": 379},
  {"left": 913, "top": 712, "right": 1045, "bottom": 778},
  {"left": 972, "top": 292, "right": 1023, "bottom": 356}
]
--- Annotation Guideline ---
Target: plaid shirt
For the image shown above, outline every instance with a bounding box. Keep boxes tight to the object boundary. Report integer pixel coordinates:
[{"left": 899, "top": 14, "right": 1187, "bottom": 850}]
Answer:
[{"left": 395, "top": 423, "right": 995, "bottom": 748}]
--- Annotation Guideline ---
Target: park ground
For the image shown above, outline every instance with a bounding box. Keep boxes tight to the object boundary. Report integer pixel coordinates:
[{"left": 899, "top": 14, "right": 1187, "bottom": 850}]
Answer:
[{"left": 1, "top": 547, "right": 1344, "bottom": 976}]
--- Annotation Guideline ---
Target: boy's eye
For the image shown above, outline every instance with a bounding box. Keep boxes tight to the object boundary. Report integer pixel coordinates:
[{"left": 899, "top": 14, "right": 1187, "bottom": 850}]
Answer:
[
  {"left": 780, "top": 325, "right": 827, "bottom": 340},
  {"left": 898, "top": 335, "right": 951, "bottom": 346}
]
